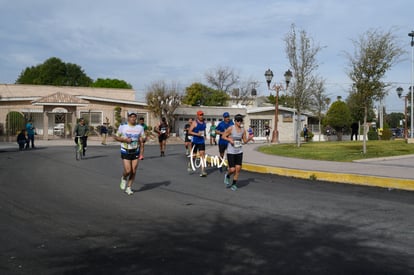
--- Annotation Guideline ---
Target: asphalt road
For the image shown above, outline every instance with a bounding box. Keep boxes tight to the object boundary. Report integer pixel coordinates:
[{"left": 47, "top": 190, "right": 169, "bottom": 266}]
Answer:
[{"left": 1, "top": 144, "right": 413, "bottom": 275}]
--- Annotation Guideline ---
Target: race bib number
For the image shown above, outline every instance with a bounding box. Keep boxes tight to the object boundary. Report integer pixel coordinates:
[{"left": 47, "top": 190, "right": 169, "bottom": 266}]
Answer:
[
  {"left": 127, "top": 140, "right": 138, "bottom": 150},
  {"left": 234, "top": 140, "right": 242, "bottom": 148}
]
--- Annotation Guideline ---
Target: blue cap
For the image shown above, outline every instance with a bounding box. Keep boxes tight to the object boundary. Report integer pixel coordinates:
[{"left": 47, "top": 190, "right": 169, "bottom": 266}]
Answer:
[{"left": 223, "top": 112, "right": 230, "bottom": 118}]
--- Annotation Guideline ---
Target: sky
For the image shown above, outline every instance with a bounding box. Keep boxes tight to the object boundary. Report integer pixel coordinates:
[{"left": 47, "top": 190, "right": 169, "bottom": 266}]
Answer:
[{"left": 1, "top": 0, "right": 413, "bottom": 113}]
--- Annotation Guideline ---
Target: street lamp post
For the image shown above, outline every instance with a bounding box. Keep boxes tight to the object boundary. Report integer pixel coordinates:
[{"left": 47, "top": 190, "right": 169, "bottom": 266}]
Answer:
[
  {"left": 264, "top": 69, "right": 293, "bottom": 143},
  {"left": 409, "top": 31, "right": 414, "bottom": 138},
  {"left": 396, "top": 87, "right": 408, "bottom": 139}
]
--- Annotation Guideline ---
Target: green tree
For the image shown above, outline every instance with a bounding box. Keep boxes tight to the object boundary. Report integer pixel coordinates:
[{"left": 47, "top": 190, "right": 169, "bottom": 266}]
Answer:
[
  {"left": 114, "top": 106, "right": 122, "bottom": 131},
  {"left": 16, "top": 57, "right": 93, "bottom": 86},
  {"left": 386, "top": 112, "right": 404, "bottom": 129},
  {"left": 6, "top": 111, "right": 25, "bottom": 135},
  {"left": 324, "top": 97, "right": 352, "bottom": 141},
  {"left": 345, "top": 28, "right": 404, "bottom": 153},
  {"left": 182, "top": 82, "right": 228, "bottom": 106},
  {"left": 91, "top": 78, "right": 132, "bottom": 89},
  {"left": 346, "top": 89, "right": 376, "bottom": 123}
]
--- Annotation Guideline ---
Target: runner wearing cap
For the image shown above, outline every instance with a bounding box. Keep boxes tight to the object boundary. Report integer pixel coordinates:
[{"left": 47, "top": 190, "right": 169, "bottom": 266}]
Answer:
[
  {"left": 221, "top": 114, "right": 253, "bottom": 191},
  {"left": 188, "top": 110, "right": 207, "bottom": 177},
  {"left": 215, "top": 112, "right": 234, "bottom": 172}
]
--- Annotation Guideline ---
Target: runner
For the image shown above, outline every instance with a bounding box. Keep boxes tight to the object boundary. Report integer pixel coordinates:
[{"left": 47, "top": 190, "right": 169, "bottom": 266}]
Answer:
[
  {"left": 114, "top": 112, "right": 145, "bottom": 195},
  {"left": 209, "top": 120, "right": 217, "bottom": 145},
  {"left": 188, "top": 110, "right": 207, "bottom": 177},
  {"left": 221, "top": 114, "right": 253, "bottom": 191},
  {"left": 154, "top": 117, "right": 169, "bottom": 157},
  {"left": 215, "top": 112, "right": 234, "bottom": 172},
  {"left": 138, "top": 117, "right": 148, "bottom": 160},
  {"left": 184, "top": 118, "right": 193, "bottom": 156}
]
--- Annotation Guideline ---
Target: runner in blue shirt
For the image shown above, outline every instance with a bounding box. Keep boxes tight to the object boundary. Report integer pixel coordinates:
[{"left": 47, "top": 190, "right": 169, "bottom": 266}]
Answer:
[
  {"left": 189, "top": 110, "right": 207, "bottom": 177},
  {"left": 215, "top": 112, "right": 234, "bottom": 172}
]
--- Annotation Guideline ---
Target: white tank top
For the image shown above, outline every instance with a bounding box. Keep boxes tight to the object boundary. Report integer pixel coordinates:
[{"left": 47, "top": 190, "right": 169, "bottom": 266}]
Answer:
[{"left": 227, "top": 126, "right": 244, "bottom": 154}]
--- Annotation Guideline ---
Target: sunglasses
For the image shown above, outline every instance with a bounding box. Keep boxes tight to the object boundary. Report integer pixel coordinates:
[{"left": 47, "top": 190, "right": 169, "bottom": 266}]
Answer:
[{"left": 235, "top": 119, "right": 243, "bottom": 122}]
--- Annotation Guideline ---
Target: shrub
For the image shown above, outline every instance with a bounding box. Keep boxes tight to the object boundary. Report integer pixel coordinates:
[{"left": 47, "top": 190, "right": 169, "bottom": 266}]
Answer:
[
  {"left": 6, "top": 111, "right": 25, "bottom": 135},
  {"left": 300, "top": 130, "right": 314, "bottom": 141},
  {"left": 381, "top": 128, "right": 393, "bottom": 140},
  {"left": 368, "top": 130, "right": 378, "bottom": 140}
]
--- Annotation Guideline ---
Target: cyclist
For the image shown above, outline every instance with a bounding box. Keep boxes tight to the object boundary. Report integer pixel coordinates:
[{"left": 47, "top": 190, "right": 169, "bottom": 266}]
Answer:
[{"left": 74, "top": 118, "right": 89, "bottom": 156}]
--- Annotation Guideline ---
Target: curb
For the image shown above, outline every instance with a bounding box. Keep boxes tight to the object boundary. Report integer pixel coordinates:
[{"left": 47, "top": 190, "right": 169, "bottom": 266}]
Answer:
[{"left": 241, "top": 163, "right": 414, "bottom": 191}]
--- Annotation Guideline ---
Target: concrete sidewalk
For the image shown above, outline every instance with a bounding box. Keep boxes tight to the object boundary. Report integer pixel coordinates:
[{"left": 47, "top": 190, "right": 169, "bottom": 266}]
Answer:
[{"left": 205, "top": 142, "right": 414, "bottom": 192}]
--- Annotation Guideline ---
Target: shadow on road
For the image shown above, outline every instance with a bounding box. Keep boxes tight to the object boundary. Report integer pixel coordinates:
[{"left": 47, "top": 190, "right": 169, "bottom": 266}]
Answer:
[{"left": 45, "top": 215, "right": 412, "bottom": 275}]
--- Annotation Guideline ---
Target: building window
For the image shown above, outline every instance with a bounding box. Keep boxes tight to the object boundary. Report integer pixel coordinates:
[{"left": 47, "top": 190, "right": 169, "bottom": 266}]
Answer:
[
  {"left": 55, "top": 114, "right": 65, "bottom": 123},
  {"left": 250, "top": 119, "right": 270, "bottom": 137},
  {"left": 80, "top": 112, "right": 102, "bottom": 125}
]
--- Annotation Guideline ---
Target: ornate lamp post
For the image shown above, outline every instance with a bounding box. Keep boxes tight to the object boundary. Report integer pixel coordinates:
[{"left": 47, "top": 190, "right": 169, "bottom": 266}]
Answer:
[
  {"left": 264, "top": 69, "right": 293, "bottom": 143},
  {"left": 396, "top": 87, "right": 408, "bottom": 139},
  {"left": 409, "top": 31, "right": 414, "bottom": 138}
]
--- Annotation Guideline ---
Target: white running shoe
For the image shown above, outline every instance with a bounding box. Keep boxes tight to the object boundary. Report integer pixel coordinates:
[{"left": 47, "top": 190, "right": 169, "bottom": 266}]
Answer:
[
  {"left": 120, "top": 177, "right": 127, "bottom": 190},
  {"left": 125, "top": 187, "right": 133, "bottom": 195},
  {"left": 224, "top": 173, "right": 230, "bottom": 187}
]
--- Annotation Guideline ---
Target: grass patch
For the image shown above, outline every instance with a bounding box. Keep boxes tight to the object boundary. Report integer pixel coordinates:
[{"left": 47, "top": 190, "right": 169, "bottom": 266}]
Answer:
[{"left": 258, "top": 140, "right": 414, "bottom": 162}]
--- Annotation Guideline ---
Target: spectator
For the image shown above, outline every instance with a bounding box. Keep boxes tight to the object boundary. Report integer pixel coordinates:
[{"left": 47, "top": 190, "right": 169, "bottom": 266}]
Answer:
[
  {"left": 25, "top": 120, "right": 35, "bottom": 149},
  {"left": 101, "top": 123, "right": 108, "bottom": 145},
  {"left": 17, "top": 129, "right": 28, "bottom": 151},
  {"left": 351, "top": 122, "right": 359, "bottom": 141},
  {"left": 303, "top": 124, "right": 309, "bottom": 142}
]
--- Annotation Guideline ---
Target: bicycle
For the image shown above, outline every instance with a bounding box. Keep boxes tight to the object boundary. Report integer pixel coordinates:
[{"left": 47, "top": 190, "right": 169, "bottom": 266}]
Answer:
[{"left": 75, "top": 136, "right": 85, "bottom": 160}]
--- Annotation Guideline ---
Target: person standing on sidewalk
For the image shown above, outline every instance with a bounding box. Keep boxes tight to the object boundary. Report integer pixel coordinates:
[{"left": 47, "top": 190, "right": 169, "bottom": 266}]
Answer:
[
  {"left": 114, "top": 112, "right": 145, "bottom": 195},
  {"left": 25, "top": 120, "right": 36, "bottom": 149},
  {"left": 221, "top": 114, "right": 253, "bottom": 191},
  {"left": 188, "top": 110, "right": 207, "bottom": 177},
  {"left": 100, "top": 123, "right": 108, "bottom": 145},
  {"left": 264, "top": 124, "right": 271, "bottom": 143},
  {"left": 215, "top": 112, "right": 234, "bottom": 172},
  {"left": 138, "top": 117, "right": 148, "bottom": 160},
  {"left": 154, "top": 117, "right": 169, "bottom": 157}
]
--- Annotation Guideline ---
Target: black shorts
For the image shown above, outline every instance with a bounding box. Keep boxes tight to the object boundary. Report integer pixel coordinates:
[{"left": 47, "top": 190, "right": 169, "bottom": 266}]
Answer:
[
  {"left": 121, "top": 153, "right": 139, "bottom": 160},
  {"left": 158, "top": 134, "right": 167, "bottom": 142},
  {"left": 218, "top": 144, "right": 227, "bottom": 154},
  {"left": 191, "top": 143, "right": 205, "bottom": 152},
  {"left": 227, "top": 153, "right": 243, "bottom": 168},
  {"left": 121, "top": 148, "right": 140, "bottom": 160},
  {"left": 185, "top": 135, "right": 192, "bottom": 143}
]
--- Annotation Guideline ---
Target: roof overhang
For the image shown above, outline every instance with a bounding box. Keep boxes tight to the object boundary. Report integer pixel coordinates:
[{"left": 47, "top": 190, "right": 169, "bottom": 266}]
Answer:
[{"left": 78, "top": 96, "right": 147, "bottom": 106}]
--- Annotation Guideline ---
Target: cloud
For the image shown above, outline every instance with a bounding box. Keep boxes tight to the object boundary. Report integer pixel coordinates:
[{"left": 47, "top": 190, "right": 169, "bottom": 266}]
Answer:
[{"left": 0, "top": 0, "right": 413, "bottom": 108}]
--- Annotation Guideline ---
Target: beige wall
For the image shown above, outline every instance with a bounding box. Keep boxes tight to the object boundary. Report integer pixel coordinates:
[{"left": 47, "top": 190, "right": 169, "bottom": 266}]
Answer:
[
  {"left": 0, "top": 84, "right": 137, "bottom": 101},
  {"left": 0, "top": 84, "right": 151, "bottom": 139}
]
